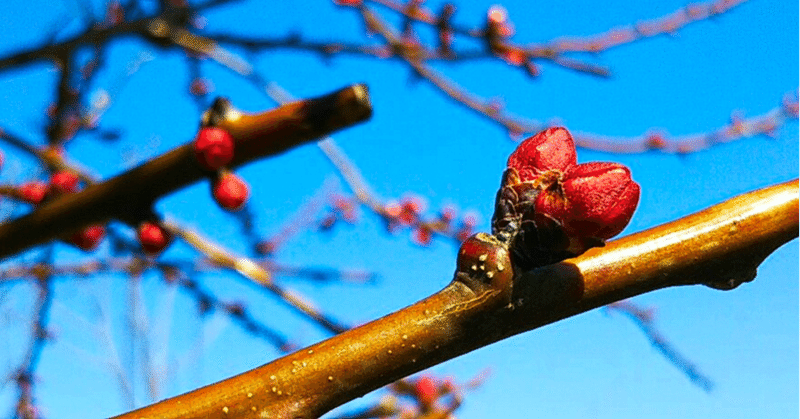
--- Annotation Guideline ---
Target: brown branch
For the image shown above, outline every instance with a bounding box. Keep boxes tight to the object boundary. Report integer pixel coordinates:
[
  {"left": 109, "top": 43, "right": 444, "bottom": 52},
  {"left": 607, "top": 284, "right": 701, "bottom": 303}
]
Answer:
[
  {"left": 355, "top": 5, "right": 798, "bottom": 152},
  {"left": 542, "top": 0, "right": 749, "bottom": 54},
  {"left": 572, "top": 94, "right": 799, "bottom": 153},
  {"left": 0, "top": 84, "right": 372, "bottom": 259},
  {"left": 113, "top": 179, "right": 798, "bottom": 418},
  {"left": 13, "top": 251, "right": 55, "bottom": 419}
]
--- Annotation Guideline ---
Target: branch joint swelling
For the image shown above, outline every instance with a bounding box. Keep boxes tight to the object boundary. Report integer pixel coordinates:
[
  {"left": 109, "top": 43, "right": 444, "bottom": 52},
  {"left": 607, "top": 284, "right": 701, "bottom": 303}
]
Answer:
[{"left": 454, "top": 232, "right": 514, "bottom": 306}]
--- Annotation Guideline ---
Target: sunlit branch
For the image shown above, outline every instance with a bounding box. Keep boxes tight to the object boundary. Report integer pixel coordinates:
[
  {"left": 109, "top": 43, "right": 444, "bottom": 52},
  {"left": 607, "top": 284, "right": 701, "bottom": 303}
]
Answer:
[
  {"left": 113, "top": 179, "right": 798, "bottom": 418},
  {"left": 0, "top": 84, "right": 372, "bottom": 259}
]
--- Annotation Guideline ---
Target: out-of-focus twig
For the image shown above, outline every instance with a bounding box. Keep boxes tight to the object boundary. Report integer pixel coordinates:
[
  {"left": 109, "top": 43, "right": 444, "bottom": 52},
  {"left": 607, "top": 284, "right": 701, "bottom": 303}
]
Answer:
[
  {"left": 606, "top": 300, "right": 714, "bottom": 391},
  {"left": 168, "top": 223, "right": 351, "bottom": 334}
]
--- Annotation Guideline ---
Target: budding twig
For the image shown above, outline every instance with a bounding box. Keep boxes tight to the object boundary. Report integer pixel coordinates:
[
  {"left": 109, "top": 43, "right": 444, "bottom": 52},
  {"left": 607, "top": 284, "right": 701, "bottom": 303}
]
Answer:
[
  {"left": 606, "top": 300, "right": 715, "bottom": 392},
  {"left": 0, "top": 84, "right": 372, "bottom": 259},
  {"left": 113, "top": 179, "right": 798, "bottom": 419},
  {"left": 168, "top": 223, "right": 351, "bottom": 334}
]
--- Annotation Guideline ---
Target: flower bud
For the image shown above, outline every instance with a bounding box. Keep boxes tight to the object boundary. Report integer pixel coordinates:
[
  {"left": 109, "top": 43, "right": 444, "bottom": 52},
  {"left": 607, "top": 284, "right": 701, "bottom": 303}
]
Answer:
[
  {"left": 138, "top": 222, "right": 171, "bottom": 255},
  {"left": 70, "top": 224, "right": 105, "bottom": 251},
  {"left": 456, "top": 232, "right": 513, "bottom": 297},
  {"left": 213, "top": 172, "right": 249, "bottom": 211},
  {"left": 19, "top": 182, "right": 49, "bottom": 205},
  {"left": 414, "top": 376, "right": 438, "bottom": 408},
  {"left": 506, "top": 127, "right": 576, "bottom": 181},
  {"left": 492, "top": 127, "right": 640, "bottom": 268},
  {"left": 194, "top": 127, "right": 234, "bottom": 171},
  {"left": 562, "top": 162, "right": 640, "bottom": 239},
  {"left": 50, "top": 171, "right": 80, "bottom": 194}
]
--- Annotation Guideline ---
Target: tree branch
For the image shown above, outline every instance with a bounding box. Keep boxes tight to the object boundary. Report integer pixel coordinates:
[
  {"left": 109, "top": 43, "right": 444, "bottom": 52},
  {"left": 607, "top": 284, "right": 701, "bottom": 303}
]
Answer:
[
  {"left": 113, "top": 179, "right": 798, "bottom": 418},
  {"left": 0, "top": 84, "right": 372, "bottom": 259}
]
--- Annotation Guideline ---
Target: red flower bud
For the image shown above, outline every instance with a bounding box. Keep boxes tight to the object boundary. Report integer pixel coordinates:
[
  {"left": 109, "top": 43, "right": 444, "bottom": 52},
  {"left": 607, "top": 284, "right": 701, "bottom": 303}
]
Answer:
[
  {"left": 535, "top": 162, "right": 639, "bottom": 252},
  {"left": 493, "top": 127, "right": 640, "bottom": 267},
  {"left": 414, "top": 376, "right": 438, "bottom": 408},
  {"left": 213, "top": 172, "right": 249, "bottom": 211},
  {"left": 19, "top": 182, "right": 49, "bottom": 205},
  {"left": 194, "top": 127, "right": 234, "bottom": 171},
  {"left": 70, "top": 224, "right": 105, "bottom": 251},
  {"left": 411, "top": 226, "right": 432, "bottom": 246},
  {"left": 138, "top": 222, "right": 171, "bottom": 254},
  {"left": 50, "top": 171, "right": 80, "bottom": 194},
  {"left": 507, "top": 127, "right": 577, "bottom": 180}
]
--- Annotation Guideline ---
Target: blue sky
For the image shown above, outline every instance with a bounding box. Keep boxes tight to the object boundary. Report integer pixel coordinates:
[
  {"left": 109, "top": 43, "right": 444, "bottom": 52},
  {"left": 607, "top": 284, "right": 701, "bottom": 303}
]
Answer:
[{"left": 0, "top": 0, "right": 797, "bottom": 418}]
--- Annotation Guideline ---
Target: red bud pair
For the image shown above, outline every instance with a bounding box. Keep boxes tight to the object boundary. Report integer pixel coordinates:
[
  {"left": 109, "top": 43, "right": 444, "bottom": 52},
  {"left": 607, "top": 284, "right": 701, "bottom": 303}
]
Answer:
[
  {"left": 194, "top": 128, "right": 249, "bottom": 211},
  {"left": 493, "top": 127, "right": 640, "bottom": 267}
]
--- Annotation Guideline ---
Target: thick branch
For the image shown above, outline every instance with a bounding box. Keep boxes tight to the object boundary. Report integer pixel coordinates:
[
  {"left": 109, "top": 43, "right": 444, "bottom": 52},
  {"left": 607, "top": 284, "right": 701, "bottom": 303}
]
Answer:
[
  {"left": 113, "top": 179, "right": 797, "bottom": 418},
  {"left": 0, "top": 84, "right": 371, "bottom": 259}
]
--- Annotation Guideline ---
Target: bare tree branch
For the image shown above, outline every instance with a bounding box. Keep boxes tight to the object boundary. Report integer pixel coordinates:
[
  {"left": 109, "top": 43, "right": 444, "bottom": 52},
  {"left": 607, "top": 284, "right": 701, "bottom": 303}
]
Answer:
[
  {"left": 0, "top": 84, "right": 372, "bottom": 259},
  {"left": 113, "top": 179, "right": 798, "bottom": 418}
]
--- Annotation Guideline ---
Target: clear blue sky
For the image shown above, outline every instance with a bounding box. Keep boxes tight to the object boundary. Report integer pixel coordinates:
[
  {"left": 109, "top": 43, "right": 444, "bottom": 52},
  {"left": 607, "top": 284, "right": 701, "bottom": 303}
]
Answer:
[{"left": 0, "top": 1, "right": 797, "bottom": 418}]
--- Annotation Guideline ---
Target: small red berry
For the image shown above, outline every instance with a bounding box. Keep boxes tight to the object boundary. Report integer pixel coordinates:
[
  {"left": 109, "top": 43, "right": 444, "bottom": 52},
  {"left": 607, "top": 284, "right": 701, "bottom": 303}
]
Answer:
[
  {"left": 190, "top": 78, "right": 212, "bottom": 96},
  {"left": 138, "top": 222, "right": 171, "bottom": 255},
  {"left": 398, "top": 196, "right": 425, "bottom": 225},
  {"left": 439, "top": 206, "right": 457, "bottom": 224},
  {"left": 18, "top": 182, "right": 49, "bottom": 205},
  {"left": 502, "top": 49, "right": 526, "bottom": 66},
  {"left": 487, "top": 5, "right": 514, "bottom": 37},
  {"left": 332, "top": 195, "right": 358, "bottom": 223},
  {"left": 50, "top": 171, "right": 80, "bottom": 194},
  {"left": 69, "top": 224, "right": 105, "bottom": 251},
  {"left": 213, "top": 172, "right": 249, "bottom": 211},
  {"left": 194, "top": 127, "right": 235, "bottom": 171}
]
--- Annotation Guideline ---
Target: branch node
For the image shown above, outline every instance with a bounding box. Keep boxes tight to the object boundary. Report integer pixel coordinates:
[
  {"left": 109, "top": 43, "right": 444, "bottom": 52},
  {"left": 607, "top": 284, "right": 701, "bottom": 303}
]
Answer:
[
  {"left": 454, "top": 233, "right": 513, "bottom": 304},
  {"left": 201, "top": 97, "right": 236, "bottom": 127}
]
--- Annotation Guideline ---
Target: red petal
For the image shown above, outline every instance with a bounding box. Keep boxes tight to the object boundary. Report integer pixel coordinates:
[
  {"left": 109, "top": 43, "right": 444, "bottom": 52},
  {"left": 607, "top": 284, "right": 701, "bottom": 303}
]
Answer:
[
  {"left": 507, "top": 127, "right": 577, "bottom": 181},
  {"left": 562, "top": 162, "right": 640, "bottom": 239}
]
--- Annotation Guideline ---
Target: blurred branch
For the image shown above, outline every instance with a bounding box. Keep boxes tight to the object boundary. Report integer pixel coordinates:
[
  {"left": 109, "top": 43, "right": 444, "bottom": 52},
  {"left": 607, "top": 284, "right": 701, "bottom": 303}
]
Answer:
[
  {"left": 0, "top": 84, "right": 372, "bottom": 259},
  {"left": 572, "top": 93, "right": 799, "bottom": 153},
  {"left": 540, "top": 0, "right": 749, "bottom": 54},
  {"left": 12, "top": 250, "right": 54, "bottom": 419},
  {"left": 168, "top": 223, "right": 351, "bottom": 334},
  {"left": 606, "top": 300, "right": 714, "bottom": 391},
  {"left": 357, "top": 5, "right": 798, "bottom": 148},
  {"left": 113, "top": 179, "right": 798, "bottom": 418}
]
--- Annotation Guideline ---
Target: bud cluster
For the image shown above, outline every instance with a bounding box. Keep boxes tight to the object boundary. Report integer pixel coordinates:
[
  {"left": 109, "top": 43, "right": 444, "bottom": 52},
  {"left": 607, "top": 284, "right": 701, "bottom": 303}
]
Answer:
[
  {"left": 492, "top": 127, "right": 640, "bottom": 270},
  {"left": 193, "top": 126, "right": 250, "bottom": 211}
]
